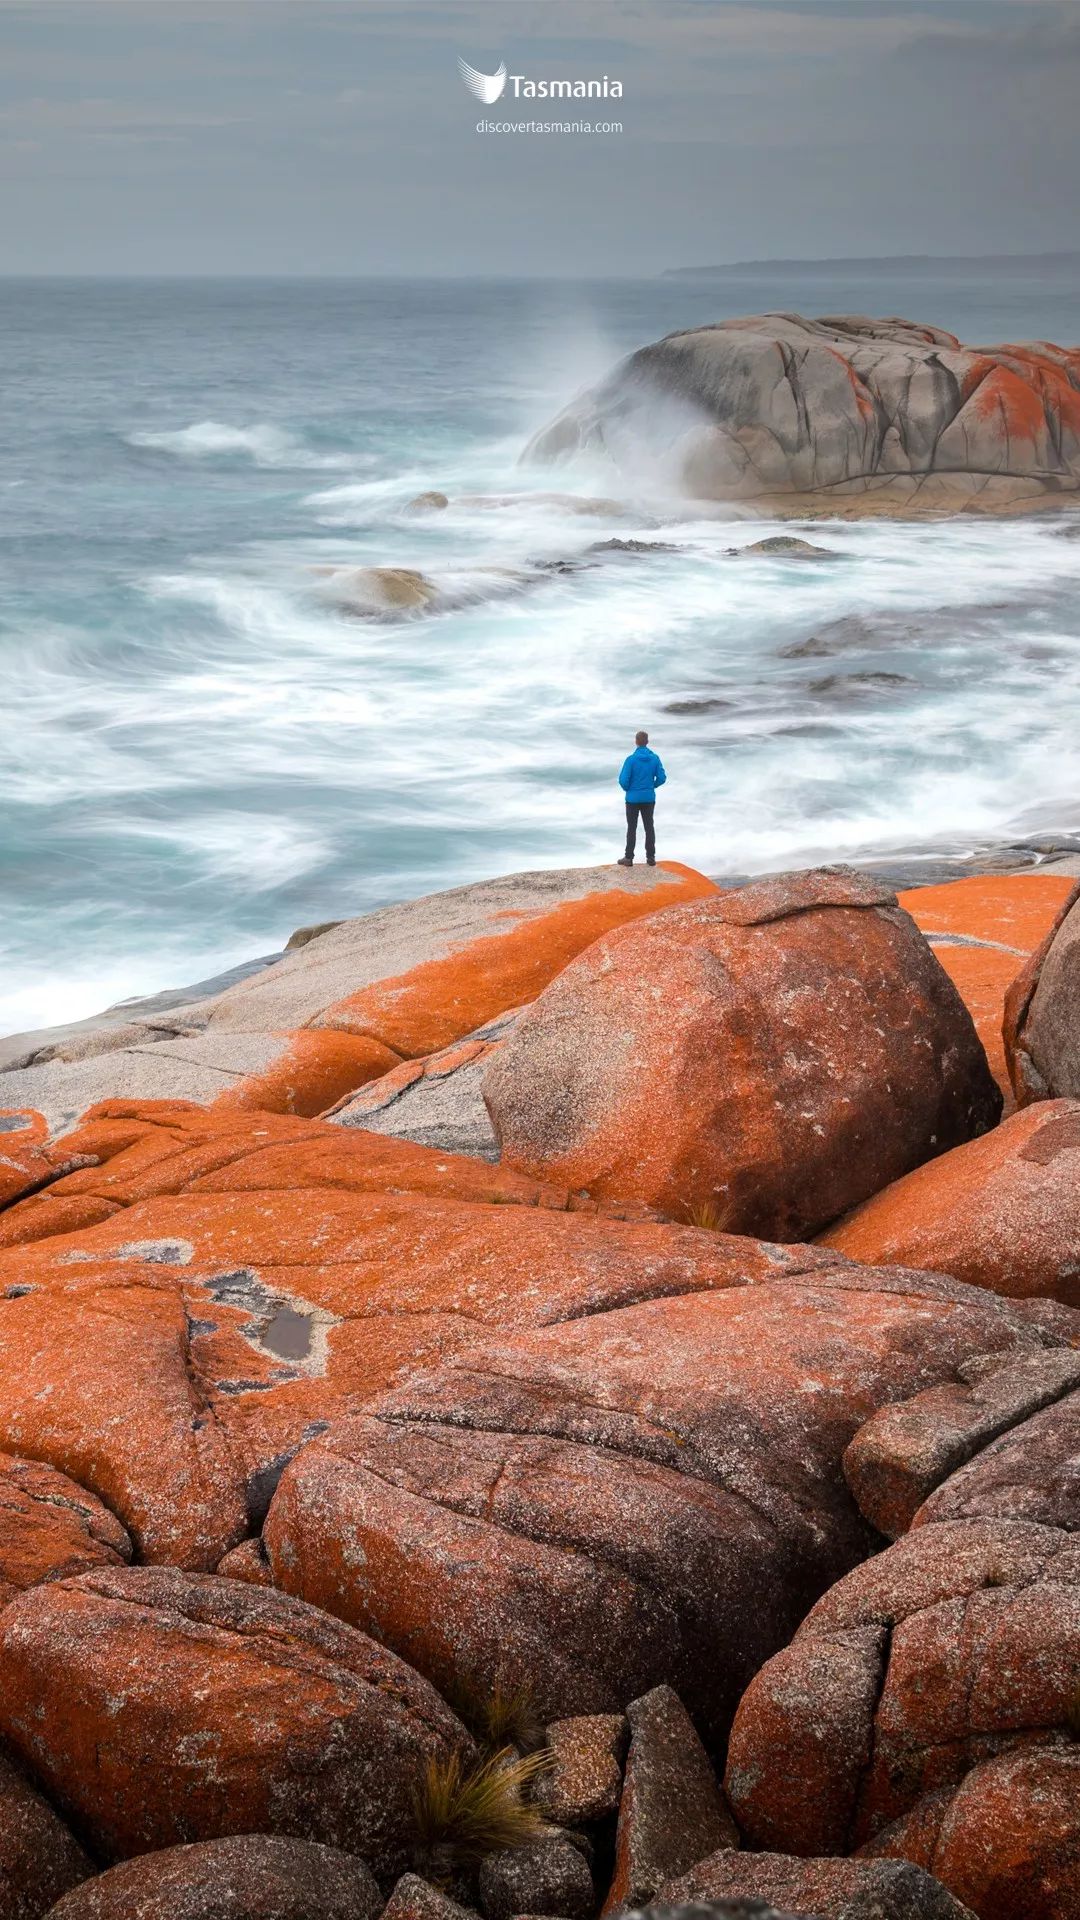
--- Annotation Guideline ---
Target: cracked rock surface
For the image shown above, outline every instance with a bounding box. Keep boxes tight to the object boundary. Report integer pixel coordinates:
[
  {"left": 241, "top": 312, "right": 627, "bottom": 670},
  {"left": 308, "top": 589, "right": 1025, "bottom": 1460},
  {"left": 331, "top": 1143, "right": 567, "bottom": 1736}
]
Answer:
[{"left": 524, "top": 314, "right": 1080, "bottom": 518}]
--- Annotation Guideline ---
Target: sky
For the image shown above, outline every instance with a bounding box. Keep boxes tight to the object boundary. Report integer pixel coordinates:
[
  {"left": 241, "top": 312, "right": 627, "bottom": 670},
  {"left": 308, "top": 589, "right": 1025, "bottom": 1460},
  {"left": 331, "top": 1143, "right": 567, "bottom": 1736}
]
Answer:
[{"left": 0, "top": 0, "right": 1078, "bottom": 275}]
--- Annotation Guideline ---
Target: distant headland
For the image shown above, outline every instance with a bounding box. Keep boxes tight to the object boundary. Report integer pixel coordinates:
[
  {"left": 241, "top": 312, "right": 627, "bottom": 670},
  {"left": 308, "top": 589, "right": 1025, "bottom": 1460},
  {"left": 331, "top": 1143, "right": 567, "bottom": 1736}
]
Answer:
[{"left": 663, "top": 250, "right": 1080, "bottom": 277}]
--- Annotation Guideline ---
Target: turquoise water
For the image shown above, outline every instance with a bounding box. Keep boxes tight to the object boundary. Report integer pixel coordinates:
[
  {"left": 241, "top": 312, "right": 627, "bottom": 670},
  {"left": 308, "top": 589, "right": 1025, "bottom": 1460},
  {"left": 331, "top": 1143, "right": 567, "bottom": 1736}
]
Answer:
[{"left": 3, "top": 268, "right": 1080, "bottom": 1033}]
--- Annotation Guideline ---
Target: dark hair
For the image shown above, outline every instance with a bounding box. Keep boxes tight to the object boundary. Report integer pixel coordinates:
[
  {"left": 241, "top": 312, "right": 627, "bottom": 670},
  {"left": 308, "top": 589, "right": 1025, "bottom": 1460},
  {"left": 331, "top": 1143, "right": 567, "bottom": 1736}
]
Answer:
[{"left": 635, "top": 730, "right": 648, "bottom": 746}]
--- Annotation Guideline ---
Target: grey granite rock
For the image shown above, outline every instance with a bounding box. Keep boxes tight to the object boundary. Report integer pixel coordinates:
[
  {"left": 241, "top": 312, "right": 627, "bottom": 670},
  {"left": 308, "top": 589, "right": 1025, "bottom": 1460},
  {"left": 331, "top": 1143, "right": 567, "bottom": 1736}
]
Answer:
[{"left": 524, "top": 315, "right": 1080, "bottom": 517}]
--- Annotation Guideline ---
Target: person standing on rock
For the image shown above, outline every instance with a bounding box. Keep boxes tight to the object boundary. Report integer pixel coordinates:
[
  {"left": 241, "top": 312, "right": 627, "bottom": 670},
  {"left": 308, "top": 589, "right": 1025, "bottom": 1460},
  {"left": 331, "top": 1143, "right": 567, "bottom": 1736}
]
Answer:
[{"left": 618, "top": 730, "right": 666, "bottom": 866}]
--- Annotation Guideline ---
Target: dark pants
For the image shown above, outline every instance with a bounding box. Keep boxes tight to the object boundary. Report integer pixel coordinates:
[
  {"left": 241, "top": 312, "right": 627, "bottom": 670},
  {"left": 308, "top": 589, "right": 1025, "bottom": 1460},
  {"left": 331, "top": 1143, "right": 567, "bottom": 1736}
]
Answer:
[{"left": 624, "top": 802, "right": 656, "bottom": 862}]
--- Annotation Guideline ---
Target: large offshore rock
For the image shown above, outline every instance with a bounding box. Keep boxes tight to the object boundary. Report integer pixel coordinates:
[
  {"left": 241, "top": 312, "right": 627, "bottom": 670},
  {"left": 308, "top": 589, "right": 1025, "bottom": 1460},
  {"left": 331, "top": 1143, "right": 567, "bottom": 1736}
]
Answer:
[
  {"left": 262, "top": 1261, "right": 1077, "bottom": 1748},
  {"left": 724, "top": 1518, "right": 1080, "bottom": 1918},
  {"left": 483, "top": 869, "right": 1001, "bottom": 1234},
  {"left": 0, "top": 1567, "right": 470, "bottom": 1874},
  {"left": 0, "top": 865, "right": 714, "bottom": 1136},
  {"left": 523, "top": 314, "right": 1080, "bottom": 516}
]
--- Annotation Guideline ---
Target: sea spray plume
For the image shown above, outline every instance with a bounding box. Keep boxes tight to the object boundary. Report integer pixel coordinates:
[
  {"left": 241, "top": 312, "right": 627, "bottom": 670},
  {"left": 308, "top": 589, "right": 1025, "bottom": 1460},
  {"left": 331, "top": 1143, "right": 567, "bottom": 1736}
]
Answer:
[{"left": 457, "top": 56, "right": 507, "bottom": 104}]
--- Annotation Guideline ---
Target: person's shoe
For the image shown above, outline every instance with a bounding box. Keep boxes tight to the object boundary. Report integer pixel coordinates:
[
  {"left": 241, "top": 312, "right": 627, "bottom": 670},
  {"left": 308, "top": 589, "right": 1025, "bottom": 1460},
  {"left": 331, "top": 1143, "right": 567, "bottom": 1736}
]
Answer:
[
  {"left": 646, "top": 858, "right": 656, "bottom": 866},
  {"left": 617, "top": 857, "right": 633, "bottom": 867}
]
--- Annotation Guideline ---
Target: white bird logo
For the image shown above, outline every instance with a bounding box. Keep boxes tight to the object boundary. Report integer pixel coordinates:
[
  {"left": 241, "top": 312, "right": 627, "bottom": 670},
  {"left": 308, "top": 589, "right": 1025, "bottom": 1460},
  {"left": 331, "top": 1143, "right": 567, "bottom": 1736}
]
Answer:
[{"left": 457, "top": 56, "right": 507, "bottom": 104}]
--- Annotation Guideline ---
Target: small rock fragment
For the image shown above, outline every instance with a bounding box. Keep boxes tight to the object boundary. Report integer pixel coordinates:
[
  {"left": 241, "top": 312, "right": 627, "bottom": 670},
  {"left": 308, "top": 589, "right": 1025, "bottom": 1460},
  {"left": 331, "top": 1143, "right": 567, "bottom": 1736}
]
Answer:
[
  {"left": 604, "top": 1686, "right": 737, "bottom": 1913},
  {"left": 381, "top": 1872, "right": 481, "bottom": 1920},
  {"left": 535, "top": 1715, "right": 627, "bottom": 1826},
  {"left": 478, "top": 1836, "right": 594, "bottom": 1920},
  {"left": 214, "top": 1536, "right": 274, "bottom": 1587}
]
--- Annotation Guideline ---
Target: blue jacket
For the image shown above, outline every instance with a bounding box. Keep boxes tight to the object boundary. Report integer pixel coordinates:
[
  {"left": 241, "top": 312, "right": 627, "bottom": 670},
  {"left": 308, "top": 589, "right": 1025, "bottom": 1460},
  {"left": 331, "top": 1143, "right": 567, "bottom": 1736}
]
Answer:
[{"left": 619, "top": 745, "right": 667, "bottom": 803}]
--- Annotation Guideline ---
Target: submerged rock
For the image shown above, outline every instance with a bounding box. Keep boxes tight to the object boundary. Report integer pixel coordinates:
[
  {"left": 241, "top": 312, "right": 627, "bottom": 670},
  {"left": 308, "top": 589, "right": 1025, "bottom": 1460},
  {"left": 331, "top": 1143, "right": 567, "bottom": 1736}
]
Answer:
[
  {"left": 727, "top": 536, "right": 840, "bottom": 558},
  {"left": 588, "top": 538, "right": 681, "bottom": 555},
  {"left": 662, "top": 696, "right": 734, "bottom": 715},
  {"left": 405, "top": 491, "right": 449, "bottom": 512},
  {"left": 524, "top": 314, "right": 1080, "bottom": 516},
  {"left": 313, "top": 564, "right": 441, "bottom": 614}
]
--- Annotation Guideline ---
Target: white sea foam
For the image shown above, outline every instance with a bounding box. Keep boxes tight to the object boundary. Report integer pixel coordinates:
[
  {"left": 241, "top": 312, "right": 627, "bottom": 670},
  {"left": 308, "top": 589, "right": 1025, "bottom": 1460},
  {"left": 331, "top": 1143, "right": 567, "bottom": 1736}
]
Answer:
[
  {"left": 6, "top": 271, "right": 1080, "bottom": 1035},
  {"left": 128, "top": 421, "right": 364, "bottom": 470}
]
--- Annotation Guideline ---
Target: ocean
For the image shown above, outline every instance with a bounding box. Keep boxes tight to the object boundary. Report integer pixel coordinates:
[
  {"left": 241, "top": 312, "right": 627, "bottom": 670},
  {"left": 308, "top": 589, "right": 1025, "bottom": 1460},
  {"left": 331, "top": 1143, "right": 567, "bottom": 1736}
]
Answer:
[{"left": 2, "top": 264, "right": 1080, "bottom": 1035}]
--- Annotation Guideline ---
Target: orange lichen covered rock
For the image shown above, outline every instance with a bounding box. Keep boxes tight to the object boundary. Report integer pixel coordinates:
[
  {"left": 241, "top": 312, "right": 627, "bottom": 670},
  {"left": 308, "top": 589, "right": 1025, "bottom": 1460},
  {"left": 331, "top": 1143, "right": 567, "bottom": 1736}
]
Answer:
[
  {"left": 820, "top": 1099, "right": 1080, "bottom": 1305},
  {"left": 0, "top": 1747, "right": 92, "bottom": 1918},
  {"left": 328, "top": 1008, "right": 525, "bottom": 1159},
  {"left": 0, "top": 1567, "right": 471, "bottom": 1873},
  {"left": 0, "top": 1451, "right": 131, "bottom": 1603},
  {"left": 924, "top": 1745, "right": 1080, "bottom": 1920},
  {"left": 1005, "top": 880, "right": 1080, "bottom": 1104},
  {"left": 725, "top": 1517, "right": 1080, "bottom": 1916},
  {"left": 0, "top": 1102, "right": 845, "bottom": 1560},
  {"left": 211, "top": 1030, "right": 401, "bottom": 1118},
  {"left": 0, "top": 1098, "right": 621, "bottom": 1253},
  {"left": 42, "top": 1835, "right": 382, "bottom": 1920},
  {"left": 310, "top": 864, "right": 716, "bottom": 1057},
  {"left": 912, "top": 1386, "right": 1080, "bottom": 1534},
  {"left": 0, "top": 1267, "right": 247, "bottom": 1570},
  {"left": 484, "top": 868, "right": 1001, "bottom": 1233},
  {"left": 661, "top": 1849, "right": 974, "bottom": 1919},
  {"left": 0, "top": 1108, "right": 91, "bottom": 1210},
  {"left": 602, "top": 1685, "right": 737, "bottom": 1912},
  {"left": 0, "top": 866, "right": 715, "bottom": 1136},
  {"left": 900, "top": 873, "right": 1077, "bottom": 1102},
  {"left": 842, "top": 1348, "right": 1080, "bottom": 1538},
  {"left": 262, "top": 1263, "right": 1074, "bottom": 1746}
]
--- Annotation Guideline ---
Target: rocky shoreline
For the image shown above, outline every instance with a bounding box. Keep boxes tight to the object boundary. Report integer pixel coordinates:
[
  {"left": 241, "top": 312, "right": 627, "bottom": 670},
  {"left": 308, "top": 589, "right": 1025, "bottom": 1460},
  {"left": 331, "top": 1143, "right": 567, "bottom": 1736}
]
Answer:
[{"left": 0, "top": 852, "right": 1079, "bottom": 1917}]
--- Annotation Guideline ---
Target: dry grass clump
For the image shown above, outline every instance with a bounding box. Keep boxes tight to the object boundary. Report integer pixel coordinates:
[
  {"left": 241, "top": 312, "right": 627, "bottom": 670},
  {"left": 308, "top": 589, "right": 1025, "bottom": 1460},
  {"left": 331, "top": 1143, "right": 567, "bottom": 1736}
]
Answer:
[
  {"left": 687, "top": 1199, "right": 726, "bottom": 1232},
  {"left": 412, "top": 1746, "right": 549, "bottom": 1878},
  {"left": 446, "top": 1669, "right": 546, "bottom": 1754},
  {"left": 479, "top": 1674, "right": 547, "bottom": 1753}
]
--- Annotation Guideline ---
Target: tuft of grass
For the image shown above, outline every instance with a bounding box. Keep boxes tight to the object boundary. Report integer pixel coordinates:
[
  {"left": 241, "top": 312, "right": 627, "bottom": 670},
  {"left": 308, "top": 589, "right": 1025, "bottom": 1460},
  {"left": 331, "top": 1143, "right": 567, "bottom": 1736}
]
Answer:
[
  {"left": 444, "top": 1670, "right": 546, "bottom": 1754},
  {"left": 687, "top": 1199, "right": 726, "bottom": 1233},
  {"left": 479, "top": 1674, "right": 547, "bottom": 1754},
  {"left": 412, "top": 1746, "right": 550, "bottom": 1877}
]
